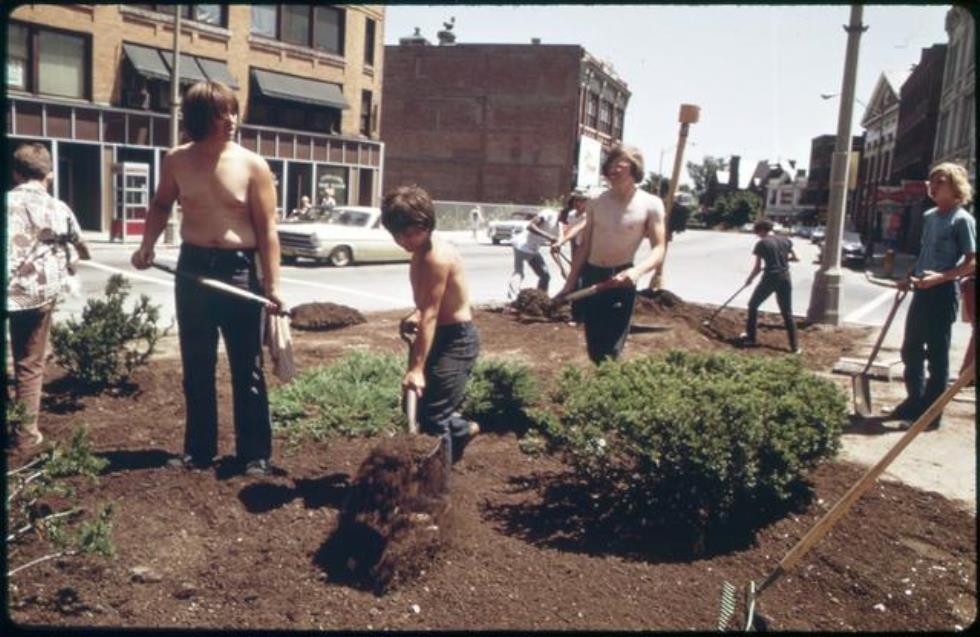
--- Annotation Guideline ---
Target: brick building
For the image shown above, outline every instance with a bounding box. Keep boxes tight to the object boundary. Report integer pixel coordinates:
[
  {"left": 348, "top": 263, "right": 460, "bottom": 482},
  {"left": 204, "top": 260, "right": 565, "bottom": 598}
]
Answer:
[
  {"left": 933, "top": 5, "right": 975, "bottom": 189},
  {"left": 380, "top": 36, "right": 630, "bottom": 204},
  {"left": 801, "top": 134, "right": 863, "bottom": 224},
  {"left": 7, "top": 4, "right": 385, "bottom": 235}
]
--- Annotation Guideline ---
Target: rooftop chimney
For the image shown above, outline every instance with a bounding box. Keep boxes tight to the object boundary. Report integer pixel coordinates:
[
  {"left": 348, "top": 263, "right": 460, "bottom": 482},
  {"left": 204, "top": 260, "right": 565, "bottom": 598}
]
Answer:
[
  {"left": 399, "top": 27, "right": 429, "bottom": 46},
  {"left": 436, "top": 16, "right": 456, "bottom": 46},
  {"left": 531, "top": 37, "right": 541, "bottom": 45}
]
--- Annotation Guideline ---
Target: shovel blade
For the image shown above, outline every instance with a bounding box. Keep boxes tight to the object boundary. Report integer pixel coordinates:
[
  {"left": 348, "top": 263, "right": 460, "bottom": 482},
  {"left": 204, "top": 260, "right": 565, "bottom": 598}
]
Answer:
[{"left": 852, "top": 374, "right": 873, "bottom": 418}]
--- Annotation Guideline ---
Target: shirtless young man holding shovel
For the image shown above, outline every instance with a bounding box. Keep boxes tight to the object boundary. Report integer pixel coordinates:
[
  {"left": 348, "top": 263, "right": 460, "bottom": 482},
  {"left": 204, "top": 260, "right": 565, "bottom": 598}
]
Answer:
[
  {"left": 131, "top": 81, "right": 283, "bottom": 477},
  {"left": 555, "top": 144, "right": 667, "bottom": 363}
]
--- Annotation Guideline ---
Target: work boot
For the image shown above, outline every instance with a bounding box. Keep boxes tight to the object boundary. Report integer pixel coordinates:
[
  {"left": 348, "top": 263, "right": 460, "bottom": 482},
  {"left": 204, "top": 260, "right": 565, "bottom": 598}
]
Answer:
[
  {"left": 244, "top": 459, "right": 270, "bottom": 477},
  {"left": 167, "top": 454, "right": 212, "bottom": 470},
  {"left": 451, "top": 421, "right": 481, "bottom": 464},
  {"left": 886, "top": 400, "right": 919, "bottom": 421}
]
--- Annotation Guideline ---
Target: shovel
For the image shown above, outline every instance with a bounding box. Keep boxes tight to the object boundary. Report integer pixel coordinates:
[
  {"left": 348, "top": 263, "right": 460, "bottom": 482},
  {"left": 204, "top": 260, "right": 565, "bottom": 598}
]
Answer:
[
  {"left": 399, "top": 321, "right": 420, "bottom": 435},
  {"left": 702, "top": 282, "right": 751, "bottom": 328},
  {"left": 853, "top": 287, "right": 907, "bottom": 417},
  {"left": 718, "top": 361, "right": 976, "bottom": 631},
  {"left": 151, "top": 261, "right": 289, "bottom": 315}
]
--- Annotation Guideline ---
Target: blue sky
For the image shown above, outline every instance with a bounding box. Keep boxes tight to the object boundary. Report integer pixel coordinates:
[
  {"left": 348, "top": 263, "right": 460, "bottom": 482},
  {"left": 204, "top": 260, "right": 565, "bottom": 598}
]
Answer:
[{"left": 383, "top": 4, "right": 952, "bottom": 185}]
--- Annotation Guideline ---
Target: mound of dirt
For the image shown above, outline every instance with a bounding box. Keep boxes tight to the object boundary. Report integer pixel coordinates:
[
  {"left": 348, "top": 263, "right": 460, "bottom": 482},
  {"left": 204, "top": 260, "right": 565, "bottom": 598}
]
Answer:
[
  {"left": 325, "top": 434, "right": 452, "bottom": 594},
  {"left": 510, "top": 289, "right": 571, "bottom": 322},
  {"left": 290, "top": 302, "right": 366, "bottom": 331}
]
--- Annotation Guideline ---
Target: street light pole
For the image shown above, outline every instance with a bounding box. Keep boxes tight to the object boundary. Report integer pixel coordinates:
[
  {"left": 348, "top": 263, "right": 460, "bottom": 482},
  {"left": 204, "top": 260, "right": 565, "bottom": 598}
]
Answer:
[
  {"left": 807, "top": 4, "right": 867, "bottom": 325},
  {"left": 164, "top": 6, "right": 182, "bottom": 245}
]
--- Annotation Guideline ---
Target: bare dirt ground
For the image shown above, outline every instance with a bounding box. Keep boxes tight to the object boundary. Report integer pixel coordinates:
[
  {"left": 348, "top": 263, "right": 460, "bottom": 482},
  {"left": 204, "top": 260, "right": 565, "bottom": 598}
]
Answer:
[{"left": 6, "top": 300, "right": 976, "bottom": 631}]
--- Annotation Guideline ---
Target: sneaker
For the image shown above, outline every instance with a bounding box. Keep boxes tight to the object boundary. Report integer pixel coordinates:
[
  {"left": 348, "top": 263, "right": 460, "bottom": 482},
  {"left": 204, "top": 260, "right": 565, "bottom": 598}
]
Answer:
[
  {"left": 244, "top": 459, "right": 269, "bottom": 477},
  {"left": 792, "top": 346, "right": 803, "bottom": 355},
  {"left": 737, "top": 333, "right": 758, "bottom": 348},
  {"left": 167, "top": 454, "right": 212, "bottom": 470},
  {"left": 9, "top": 430, "right": 44, "bottom": 453}
]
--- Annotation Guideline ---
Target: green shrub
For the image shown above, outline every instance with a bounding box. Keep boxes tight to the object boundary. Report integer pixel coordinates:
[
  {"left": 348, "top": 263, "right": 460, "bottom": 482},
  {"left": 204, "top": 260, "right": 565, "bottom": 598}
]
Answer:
[
  {"left": 270, "top": 350, "right": 406, "bottom": 442},
  {"left": 461, "top": 358, "right": 541, "bottom": 433},
  {"left": 534, "top": 350, "right": 846, "bottom": 537},
  {"left": 50, "top": 274, "right": 166, "bottom": 391}
]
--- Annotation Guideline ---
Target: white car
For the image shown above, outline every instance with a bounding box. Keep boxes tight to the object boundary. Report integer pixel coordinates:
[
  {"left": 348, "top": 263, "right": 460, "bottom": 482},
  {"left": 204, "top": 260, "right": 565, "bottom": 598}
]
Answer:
[
  {"left": 277, "top": 205, "right": 410, "bottom": 267},
  {"left": 487, "top": 210, "right": 539, "bottom": 245}
]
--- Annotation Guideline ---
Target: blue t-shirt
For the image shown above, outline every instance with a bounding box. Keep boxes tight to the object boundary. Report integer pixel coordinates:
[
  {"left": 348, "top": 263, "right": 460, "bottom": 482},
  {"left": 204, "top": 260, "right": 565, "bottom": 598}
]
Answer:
[{"left": 913, "top": 206, "right": 976, "bottom": 276}]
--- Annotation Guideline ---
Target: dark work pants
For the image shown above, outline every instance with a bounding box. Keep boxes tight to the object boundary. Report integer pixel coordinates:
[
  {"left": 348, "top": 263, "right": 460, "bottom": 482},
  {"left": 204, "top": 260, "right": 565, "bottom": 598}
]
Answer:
[
  {"left": 175, "top": 244, "right": 271, "bottom": 463},
  {"left": 581, "top": 262, "right": 636, "bottom": 364},
  {"left": 746, "top": 273, "right": 798, "bottom": 351},
  {"left": 420, "top": 322, "right": 480, "bottom": 467},
  {"left": 901, "top": 283, "right": 957, "bottom": 417}
]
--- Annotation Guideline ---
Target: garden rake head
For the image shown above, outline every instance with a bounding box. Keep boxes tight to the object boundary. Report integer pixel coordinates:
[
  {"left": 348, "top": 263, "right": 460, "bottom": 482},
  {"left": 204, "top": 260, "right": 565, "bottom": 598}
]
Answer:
[{"left": 718, "top": 576, "right": 772, "bottom": 631}]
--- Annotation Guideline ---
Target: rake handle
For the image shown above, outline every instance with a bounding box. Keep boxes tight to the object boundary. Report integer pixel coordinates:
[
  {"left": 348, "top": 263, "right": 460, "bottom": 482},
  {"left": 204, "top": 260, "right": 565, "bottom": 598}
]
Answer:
[
  {"left": 860, "top": 288, "right": 907, "bottom": 375},
  {"left": 758, "top": 361, "right": 976, "bottom": 596},
  {"left": 704, "top": 282, "right": 750, "bottom": 325}
]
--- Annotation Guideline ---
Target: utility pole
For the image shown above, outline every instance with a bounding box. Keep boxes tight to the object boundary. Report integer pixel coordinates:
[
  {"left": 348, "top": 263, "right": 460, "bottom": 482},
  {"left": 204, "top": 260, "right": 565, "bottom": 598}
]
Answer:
[
  {"left": 807, "top": 5, "right": 867, "bottom": 324},
  {"left": 164, "top": 6, "right": 182, "bottom": 245}
]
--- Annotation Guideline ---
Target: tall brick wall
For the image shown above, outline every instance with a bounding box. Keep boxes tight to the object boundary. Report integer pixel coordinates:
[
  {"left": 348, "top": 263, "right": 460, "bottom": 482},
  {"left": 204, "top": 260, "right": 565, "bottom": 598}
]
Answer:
[{"left": 381, "top": 44, "right": 583, "bottom": 204}]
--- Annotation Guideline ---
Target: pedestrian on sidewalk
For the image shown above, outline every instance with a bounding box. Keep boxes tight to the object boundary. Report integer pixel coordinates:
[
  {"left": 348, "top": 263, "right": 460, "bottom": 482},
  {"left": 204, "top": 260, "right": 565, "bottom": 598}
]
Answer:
[
  {"left": 507, "top": 206, "right": 560, "bottom": 298},
  {"left": 890, "top": 162, "right": 976, "bottom": 429},
  {"left": 130, "top": 81, "right": 284, "bottom": 477},
  {"left": 470, "top": 205, "right": 484, "bottom": 241},
  {"left": 556, "top": 144, "right": 666, "bottom": 363},
  {"left": 739, "top": 218, "right": 801, "bottom": 353},
  {"left": 6, "top": 142, "right": 91, "bottom": 452}
]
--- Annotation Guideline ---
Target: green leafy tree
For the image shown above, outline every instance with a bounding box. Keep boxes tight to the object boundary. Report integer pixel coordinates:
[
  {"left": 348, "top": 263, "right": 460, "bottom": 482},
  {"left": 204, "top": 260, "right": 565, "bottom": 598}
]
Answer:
[
  {"left": 712, "top": 190, "right": 763, "bottom": 228},
  {"left": 686, "top": 156, "right": 728, "bottom": 205}
]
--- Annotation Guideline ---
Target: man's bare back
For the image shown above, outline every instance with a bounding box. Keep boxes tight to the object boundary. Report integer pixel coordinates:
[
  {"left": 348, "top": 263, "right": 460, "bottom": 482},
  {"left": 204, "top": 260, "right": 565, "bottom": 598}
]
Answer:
[
  {"left": 410, "top": 235, "right": 472, "bottom": 326},
  {"left": 168, "top": 142, "right": 265, "bottom": 249}
]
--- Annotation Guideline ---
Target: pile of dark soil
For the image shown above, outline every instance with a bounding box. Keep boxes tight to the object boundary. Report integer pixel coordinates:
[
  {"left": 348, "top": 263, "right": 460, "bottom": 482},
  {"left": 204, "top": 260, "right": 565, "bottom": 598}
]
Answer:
[
  {"left": 510, "top": 289, "right": 571, "bottom": 322},
  {"left": 290, "top": 302, "right": 366, "bottom": 331},
  {"left": 323, "top": 434, "right": 452, "bottom": 594}
]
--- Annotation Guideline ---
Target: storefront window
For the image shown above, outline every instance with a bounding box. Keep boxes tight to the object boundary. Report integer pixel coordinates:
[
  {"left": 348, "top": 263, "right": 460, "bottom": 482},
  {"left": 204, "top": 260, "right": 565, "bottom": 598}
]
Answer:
[{"left": 317, "top": 165, "right": 349, "bottom": 206}]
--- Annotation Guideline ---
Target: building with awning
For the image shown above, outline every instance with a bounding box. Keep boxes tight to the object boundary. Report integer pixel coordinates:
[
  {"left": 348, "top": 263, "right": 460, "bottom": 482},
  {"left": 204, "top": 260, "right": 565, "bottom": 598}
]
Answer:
[{"left": 7, "top": 4, "right": 385, "bottom": 236}]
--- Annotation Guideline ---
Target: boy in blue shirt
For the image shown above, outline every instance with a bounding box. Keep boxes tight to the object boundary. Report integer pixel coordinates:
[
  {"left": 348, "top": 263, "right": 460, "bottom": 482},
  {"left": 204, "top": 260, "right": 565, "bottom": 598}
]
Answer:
[{"left": 890, "top": 162, "right": 976, "bottom": 429}]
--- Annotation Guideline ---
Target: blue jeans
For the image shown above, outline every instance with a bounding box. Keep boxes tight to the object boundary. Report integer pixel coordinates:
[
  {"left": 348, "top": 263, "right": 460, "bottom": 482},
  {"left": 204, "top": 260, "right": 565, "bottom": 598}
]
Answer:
[
  {"left": 420, "top": 322, "right": 480, "bottom": 467},
  {"left": 175, "top": 244, "right": 271, "bottom": 463},
  {"left": 746, "top": 273, "right": 798, "bottom": 351},
  {"left": 901, "top": 282, "right": 957, "bottom": 416},
  {"left": 512, "top": 248, "right": 550, "bottom": 291},
  {"left": 581, "top": 262, "right": 636, "bottom": 364}
]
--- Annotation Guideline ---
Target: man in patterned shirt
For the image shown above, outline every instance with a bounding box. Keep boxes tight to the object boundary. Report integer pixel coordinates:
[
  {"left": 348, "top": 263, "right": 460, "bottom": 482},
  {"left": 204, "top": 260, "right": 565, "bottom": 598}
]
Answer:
[{"left": 6, "top": 142, "right": 90, "bottom": 452}]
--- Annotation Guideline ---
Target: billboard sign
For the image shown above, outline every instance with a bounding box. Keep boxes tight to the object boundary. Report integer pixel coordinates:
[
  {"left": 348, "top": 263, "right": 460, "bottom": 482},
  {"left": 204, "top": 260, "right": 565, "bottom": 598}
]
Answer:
[{"left": 576, "top": 135, "right": 603, "bottom": 190}]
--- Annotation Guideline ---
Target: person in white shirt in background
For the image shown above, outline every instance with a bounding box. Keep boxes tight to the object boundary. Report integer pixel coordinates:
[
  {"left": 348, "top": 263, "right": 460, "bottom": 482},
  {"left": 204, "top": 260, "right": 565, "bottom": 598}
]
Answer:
[
  {"left": 507, "top": 206, "right": 560, "bottom": 299},
  {"left": 470, "top": 205, "right": 484, "bottom": 241}
]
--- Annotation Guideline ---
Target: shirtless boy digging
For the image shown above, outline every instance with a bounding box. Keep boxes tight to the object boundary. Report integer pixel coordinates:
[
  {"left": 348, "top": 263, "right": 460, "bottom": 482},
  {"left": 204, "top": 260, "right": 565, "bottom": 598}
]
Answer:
[{"left": 381, "top": 186, "right": 481, "bottom": 468}]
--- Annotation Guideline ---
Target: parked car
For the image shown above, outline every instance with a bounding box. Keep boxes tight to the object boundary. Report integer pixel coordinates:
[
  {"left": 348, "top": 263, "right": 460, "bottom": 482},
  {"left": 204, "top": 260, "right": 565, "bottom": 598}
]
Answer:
[
  {"left": 277, "top": 205, "right": 409, "bottom": 267},
  {"left": 810, "top": 225, "right": 826, "bottom": 244},
  {"left": 487, "top": 210, "right": 539, "bottom": 244},
  {"left": 772, "top": 222, "right": 790, "bottom": 235},
  {"left": 740, "top": 222, "right": 756, "bottom": 233},
  {"left": 817, "top": 230, "right": 867, "bottom": 267},
  {"left": 792, "top": 225, "right": 813, "bottom": 239}
]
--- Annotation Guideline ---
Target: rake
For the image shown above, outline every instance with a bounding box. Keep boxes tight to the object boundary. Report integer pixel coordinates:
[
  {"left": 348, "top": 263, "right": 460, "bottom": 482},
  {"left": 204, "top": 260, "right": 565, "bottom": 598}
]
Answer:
[{"left": 718, "top": 361, "right": 976, "bottom": 631}]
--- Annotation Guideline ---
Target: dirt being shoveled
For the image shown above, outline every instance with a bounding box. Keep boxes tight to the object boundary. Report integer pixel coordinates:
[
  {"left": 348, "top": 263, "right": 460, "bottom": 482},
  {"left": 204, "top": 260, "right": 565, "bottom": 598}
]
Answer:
[
  {"left": 322, "top": 434, "right": 452, "bottom": 594},
  {"left": 509, "top": 289, "right": 571, "bottom": 322},
  {"left": 290, "top": 302, "right": 366, "bottom": 331}
]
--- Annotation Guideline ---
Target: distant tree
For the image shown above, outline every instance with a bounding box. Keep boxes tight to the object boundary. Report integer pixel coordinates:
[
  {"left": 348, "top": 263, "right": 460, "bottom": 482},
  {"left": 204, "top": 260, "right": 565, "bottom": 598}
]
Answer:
[
  {"left": 711, "top": 190, "right": 763, "bottom": 228},
  {"left": 641, "top": 171, "right": 670, "bottom": 198},
  {"left": 686, "top": 156, "right": 729, "bottom": 208}
]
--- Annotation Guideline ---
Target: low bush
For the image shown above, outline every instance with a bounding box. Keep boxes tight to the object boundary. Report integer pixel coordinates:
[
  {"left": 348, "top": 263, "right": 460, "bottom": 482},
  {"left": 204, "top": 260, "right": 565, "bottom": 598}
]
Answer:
[
  {"left": 534, "top": 350, "right": 846, "bottom": 541},
  {"left": 270, "top": 352, "right": 545, "bottom": 443},
  {"left": 50, "top": 274, "right": 166, "bottom": 391},
  {"left": 461, "top": 358, "right": 542, "bottom": 433}
]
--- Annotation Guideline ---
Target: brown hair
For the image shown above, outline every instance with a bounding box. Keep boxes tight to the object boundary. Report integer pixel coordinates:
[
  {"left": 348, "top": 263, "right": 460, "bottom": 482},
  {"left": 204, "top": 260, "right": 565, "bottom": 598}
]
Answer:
[
  {"left": 381, "top": 185, "right": 436, "bottom": 234},
  {"left": 12, "top": 142, "right": 53, "bottom": 180},
  {"left": 181, "top": 81, "right": 239, "bottom": 142},
  {"left": 929, "top": 161, "right": 973, "bottom": 206},
  {"left": 601, "top": 144, "right": 645, "bottom": 182},
  {"left": 753, "top": 218, "right": 773, "bottom": 234}
]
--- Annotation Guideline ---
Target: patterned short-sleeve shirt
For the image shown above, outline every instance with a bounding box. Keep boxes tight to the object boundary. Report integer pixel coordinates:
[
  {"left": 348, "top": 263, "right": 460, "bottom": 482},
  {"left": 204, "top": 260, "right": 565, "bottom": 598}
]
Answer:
[{"left": 6, "top": 182, "right": 83, "bottom": 311}]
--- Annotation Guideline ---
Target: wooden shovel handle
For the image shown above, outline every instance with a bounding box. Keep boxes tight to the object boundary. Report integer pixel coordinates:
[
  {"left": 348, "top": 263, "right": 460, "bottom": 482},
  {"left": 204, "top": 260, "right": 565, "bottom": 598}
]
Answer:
[
  {"left": 404, "top": 389, "right": 419, "bottom": 435},
  {"left": 559, "top": 279, "right": 617, "bottom": 304},
  {"left": 759, "top": 362, "right": 976, "bottom": 594},
  {"left": 151, "top": 262, "right": 288, "bottom": 315},
  {"left": 860, "top": 288, "right": 907, "bottom": 374}
]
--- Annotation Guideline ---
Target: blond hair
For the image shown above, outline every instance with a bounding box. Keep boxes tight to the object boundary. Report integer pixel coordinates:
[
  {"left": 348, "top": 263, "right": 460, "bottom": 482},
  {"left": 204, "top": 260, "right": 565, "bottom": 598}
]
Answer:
[{"left": 929, "top": 161, "right": 973, "bottom": 205}]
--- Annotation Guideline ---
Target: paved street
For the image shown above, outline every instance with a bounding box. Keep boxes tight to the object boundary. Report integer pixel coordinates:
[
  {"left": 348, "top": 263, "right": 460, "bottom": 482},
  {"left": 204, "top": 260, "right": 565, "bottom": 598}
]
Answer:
[{"left": 70, "top": 229, "right": 971, "bottom": 360}]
